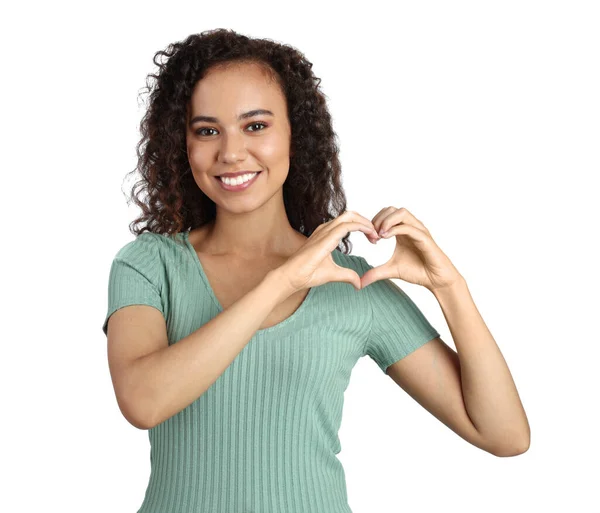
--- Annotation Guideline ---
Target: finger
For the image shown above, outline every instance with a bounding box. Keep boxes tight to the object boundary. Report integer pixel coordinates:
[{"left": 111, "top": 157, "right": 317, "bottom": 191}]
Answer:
[
  {"left": 311, "top": 220, "right": 330, "bottom": 235},
  {"left": 325, "top": 267, "right": 362, "bottom": 291},
  {"left": 370, "top": 206, "right": 397, "bottom": 234},
  {"left": 331, "top": 221, "right": 378, "bottom": 241},
  {"left": 315, "top": 210, "right": 379, "bottom": 241},
  {"left": 337, "top": 210, "right": 378, "bottom": 233},
  {"left": 312, "top": 212, "right": 345, "bottom": 234},
  {"left": 379, "top": 207, "right": 430, "bottom": 236},
  {"left": 380, "top": 223, "right": 429, "bottom": 245},
  {"left": 361, "top": 262, "right": 397, "bottom": 287},
  {"left": 307, "top": 221, "right": 376, "bottom": 257},
  {"left": 343, "top": 269, "right": 362, "bottom": 291}
]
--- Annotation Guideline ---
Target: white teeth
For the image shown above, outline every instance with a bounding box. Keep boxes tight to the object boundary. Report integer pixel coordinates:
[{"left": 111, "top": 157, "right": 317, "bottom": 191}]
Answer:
[{"left": 219, "top": 172, "right": 258, "bottom": 185}]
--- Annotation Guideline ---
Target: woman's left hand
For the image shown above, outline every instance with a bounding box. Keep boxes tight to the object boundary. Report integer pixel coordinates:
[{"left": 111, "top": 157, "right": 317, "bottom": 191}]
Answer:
[{"left": 361, "top": 206, "right": 463, "bottom": 292}]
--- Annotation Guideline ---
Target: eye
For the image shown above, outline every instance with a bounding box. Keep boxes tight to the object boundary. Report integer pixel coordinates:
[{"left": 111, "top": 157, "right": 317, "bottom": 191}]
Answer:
[
  {"left": 246, "top": 121, "right": 268, "bottom": 132},
  {"left": 195, "top": 127, "right": 217, "bottom": 137},
  {"left": 194, "top": 121, "right": 268, "bottom": 137}
]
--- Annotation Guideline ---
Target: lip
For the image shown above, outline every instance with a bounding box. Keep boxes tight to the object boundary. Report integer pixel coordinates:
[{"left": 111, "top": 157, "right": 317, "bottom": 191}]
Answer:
[
  {"left": 218, "top": 170, "right": 262, "bottom": 178},
  {"left": 214, "top": 171, "right": 262, "bottom": 192}
]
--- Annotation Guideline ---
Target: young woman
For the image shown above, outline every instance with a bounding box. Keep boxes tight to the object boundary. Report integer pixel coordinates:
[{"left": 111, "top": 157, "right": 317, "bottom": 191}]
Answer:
[{"left": 102, "top": 28, "right": 530, "bottom": 513}]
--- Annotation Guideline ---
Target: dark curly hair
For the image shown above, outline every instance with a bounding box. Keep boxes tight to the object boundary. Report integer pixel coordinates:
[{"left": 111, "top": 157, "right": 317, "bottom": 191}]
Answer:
[{"left": 125, "top": 28, "right": 352, "bottom": 254}]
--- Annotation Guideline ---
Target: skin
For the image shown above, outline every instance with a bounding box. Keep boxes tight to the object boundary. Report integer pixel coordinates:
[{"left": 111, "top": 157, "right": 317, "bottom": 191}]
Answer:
[
  {"left": 183, "top": 63, "right": 530, "bottom": 456},
  {"left": 185, "top": 61, "right": 308, "bottom": 261}
]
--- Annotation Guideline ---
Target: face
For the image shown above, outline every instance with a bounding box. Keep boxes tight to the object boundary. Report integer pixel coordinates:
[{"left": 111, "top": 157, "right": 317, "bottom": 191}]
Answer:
[{"left": 185, "top": 62, "right": 292, "bottom": 213}]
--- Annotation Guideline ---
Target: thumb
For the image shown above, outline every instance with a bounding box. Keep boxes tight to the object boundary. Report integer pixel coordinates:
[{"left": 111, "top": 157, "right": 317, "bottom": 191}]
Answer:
[
  {"left": 361, "top": 264, "right": 393, "bottom": 289},
  {"left": 339, "top": 269, "right": 362, "bottom": 291}
]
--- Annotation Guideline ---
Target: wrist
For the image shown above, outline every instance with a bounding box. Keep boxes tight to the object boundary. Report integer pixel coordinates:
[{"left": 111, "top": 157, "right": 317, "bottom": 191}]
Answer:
[
  {"left": 264, "top": 268, "right": 297, "bottom": 303},
  {"left": 430, "top": 274, "right": 467, "bottom": 299}
]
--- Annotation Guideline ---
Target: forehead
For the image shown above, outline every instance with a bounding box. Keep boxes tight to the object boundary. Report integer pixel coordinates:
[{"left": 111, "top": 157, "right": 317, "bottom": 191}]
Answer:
[{"left": 189, "top": 62, "right": 285, "bottom": 116}]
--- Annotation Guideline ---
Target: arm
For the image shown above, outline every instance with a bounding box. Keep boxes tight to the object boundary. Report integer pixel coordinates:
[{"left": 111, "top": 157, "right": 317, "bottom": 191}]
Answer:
[
  {"left": 386, "top": 277, "right": 530, "bottom": 457},
  {"left": 120, "top": 269, "right": 294, "bottom": 429}
]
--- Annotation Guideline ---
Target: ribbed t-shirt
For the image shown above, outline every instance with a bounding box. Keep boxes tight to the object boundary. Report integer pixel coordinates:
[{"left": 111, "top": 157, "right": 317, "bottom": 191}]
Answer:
[{"left": 102, "top": 230, "right": 440, "bottom": 513}]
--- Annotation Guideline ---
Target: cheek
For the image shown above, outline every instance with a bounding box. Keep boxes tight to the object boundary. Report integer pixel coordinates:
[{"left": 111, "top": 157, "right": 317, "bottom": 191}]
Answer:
[
  {"left": 254, "top": 135, "right": 290, "bottom": 162},
  {"left": 186, "top": 146, "right": 211, "bottom": 187},
  {"left": 187, "top": 143, "right": 206, "bottom": 166}
]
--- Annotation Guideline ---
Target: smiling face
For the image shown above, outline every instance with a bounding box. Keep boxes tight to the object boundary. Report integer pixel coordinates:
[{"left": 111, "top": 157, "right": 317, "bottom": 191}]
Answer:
[{"left": 185, "top": 61, "right": 293, "bottom": 215}]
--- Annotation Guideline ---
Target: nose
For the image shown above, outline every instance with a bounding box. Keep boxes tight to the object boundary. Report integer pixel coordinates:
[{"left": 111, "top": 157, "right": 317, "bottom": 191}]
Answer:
[{"left": 218, "top": 131, "right": 248, "bottom": 163}]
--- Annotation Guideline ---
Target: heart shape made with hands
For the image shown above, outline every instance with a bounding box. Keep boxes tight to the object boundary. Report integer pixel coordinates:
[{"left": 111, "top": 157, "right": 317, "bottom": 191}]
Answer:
[
  {"left": 356, "top": 230, "right": 410, "bottom": 289},
  {"left": 351, "top": 207, "right": 462, "bottom": 292}
]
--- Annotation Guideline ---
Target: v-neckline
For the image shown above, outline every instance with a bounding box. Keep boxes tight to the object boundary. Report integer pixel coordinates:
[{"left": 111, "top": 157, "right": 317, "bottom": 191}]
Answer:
[{"left": 181, "top": 230, "right": 318, "bottom": 335}]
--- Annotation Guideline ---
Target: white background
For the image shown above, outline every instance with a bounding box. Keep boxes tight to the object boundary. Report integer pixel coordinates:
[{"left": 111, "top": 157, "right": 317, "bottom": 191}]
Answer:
[{"left": 2, "top": 1, "right": 598, "bottom": 512}]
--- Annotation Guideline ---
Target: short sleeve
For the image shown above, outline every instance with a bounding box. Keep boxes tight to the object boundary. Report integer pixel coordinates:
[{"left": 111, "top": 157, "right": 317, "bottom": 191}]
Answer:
[
  {"left": 102, "top": 235, "right": 166, "bottom": 336},
  {"left": 356, "top": 256, "right": 440, "bottom": 374}
]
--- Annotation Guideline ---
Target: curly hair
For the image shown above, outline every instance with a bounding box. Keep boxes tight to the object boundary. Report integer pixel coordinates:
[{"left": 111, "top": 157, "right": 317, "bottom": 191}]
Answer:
[{"left": 125, "top": 28, "right": 353, "bottom": 254}]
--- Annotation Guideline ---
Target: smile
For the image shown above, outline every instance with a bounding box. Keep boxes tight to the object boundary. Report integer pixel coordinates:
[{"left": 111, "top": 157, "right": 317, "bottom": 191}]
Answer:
[{"left": 215, "top": 171, "right": 261, "bottom": 191}]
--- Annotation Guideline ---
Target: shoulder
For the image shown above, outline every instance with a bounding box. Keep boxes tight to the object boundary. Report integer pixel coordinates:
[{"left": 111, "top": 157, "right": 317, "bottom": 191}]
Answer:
[
  {"left": 114, "top": 231, "right": 157, "bottom": 259},
  {"left": 113, "top": 231, "right": 186, "bottom": 265}
]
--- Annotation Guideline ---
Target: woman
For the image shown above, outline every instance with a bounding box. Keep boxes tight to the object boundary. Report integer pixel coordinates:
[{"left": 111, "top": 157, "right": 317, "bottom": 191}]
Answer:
[{"left": 102, "top": 28, "right": 530, "bottom": 513}]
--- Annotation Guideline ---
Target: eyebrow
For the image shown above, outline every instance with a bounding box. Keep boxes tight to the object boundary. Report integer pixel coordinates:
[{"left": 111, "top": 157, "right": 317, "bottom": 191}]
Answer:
[{"left": 189, "top": 109, "right": 275, "bottom": 126}]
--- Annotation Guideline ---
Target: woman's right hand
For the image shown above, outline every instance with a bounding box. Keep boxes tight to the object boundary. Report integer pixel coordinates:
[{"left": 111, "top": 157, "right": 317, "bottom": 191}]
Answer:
[{"left": 276, "top": 210, "right": 380, "bottom": 294}]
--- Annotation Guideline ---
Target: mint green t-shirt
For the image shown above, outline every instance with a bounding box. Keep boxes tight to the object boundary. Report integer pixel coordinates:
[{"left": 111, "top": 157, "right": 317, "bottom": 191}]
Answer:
[{"left": 102, "top": 231, "right": 440, "bottom": 513}]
